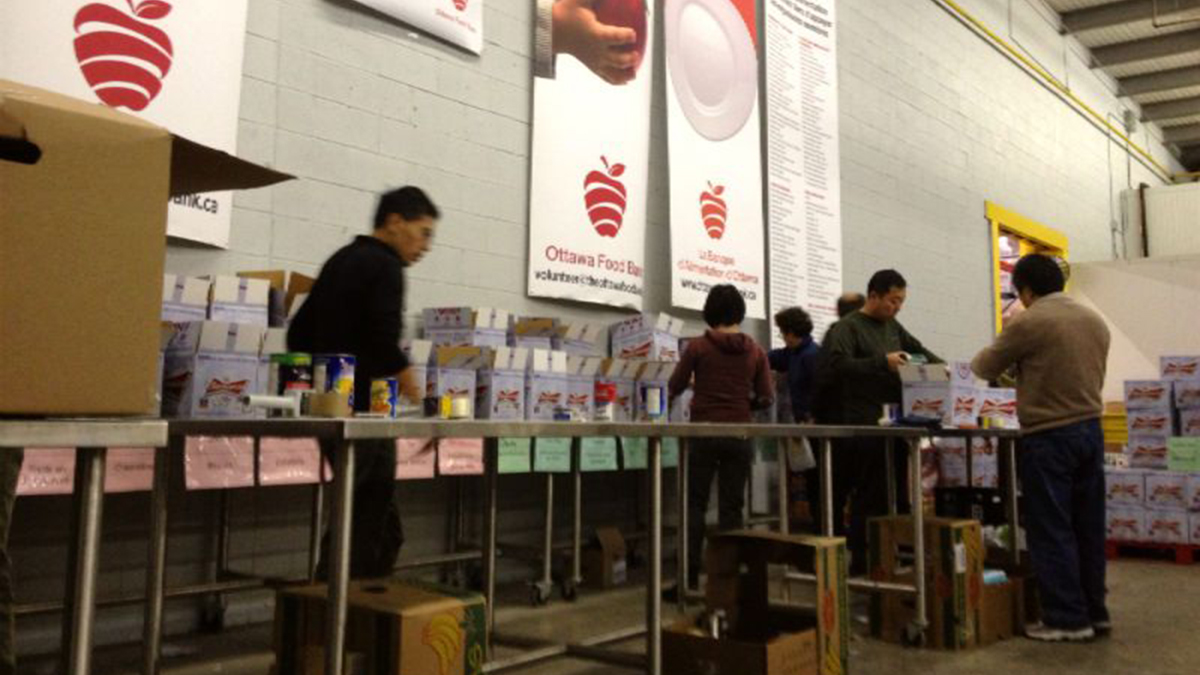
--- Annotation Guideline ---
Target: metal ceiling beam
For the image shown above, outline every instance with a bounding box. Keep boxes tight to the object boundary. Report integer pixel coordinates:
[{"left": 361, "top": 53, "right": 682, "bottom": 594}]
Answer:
[
  {"left": 1141, "top": 95, "right": 1200, "bottom": 121},
  {"left": 1063, "top": 0, "right": 1200, "bottom": 33},
  {"left": 1164, "top": 123, "right": 1200, "bottom": 144},
  {"left": 1120, "top": 65, "right": 1200, "bottom": 95},
  {"left": 1091, "top": 29, "right": 1200, "bottom": 67}
]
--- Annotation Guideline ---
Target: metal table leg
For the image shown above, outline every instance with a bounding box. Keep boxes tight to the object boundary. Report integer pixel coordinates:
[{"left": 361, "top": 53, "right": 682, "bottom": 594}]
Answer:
[
  {"left": 646, "top": 436, "right": 663, "bottom": 675},
  {"left": 777, "top": 441, "right": 789, "bottom": 536},
  {"left": 308, "top": 462, "right": 326, "bottom": 582},
  {"left": 676, "top": 439, "right": 688, "bottom": 613},
  {"left": 482, "top": 438, "right": 499, "bottom": 647},
  {"left": 571, "top": 443, "right": 582, "bottom": 594},
  {"left": 910, "top": 439, "right": 928, "bottom": 637},
  {"left": 1004, "top": 437, "right": 1021, "bottom": 567},
  {"left": 885, "top": 437, "right": 897, "bottom": 516},
  {"left": 535, "top": 473, "right": 554, "bottom": 605},
  {"left": 61, "top": 446, "right": 107, "bottom": 675},
  {"left": 143, "top": 440, "right": 173, "bottom": 675},
  {"left": 324, "top": 440, "right": 356, "bottom": 675},
  {"left": 820, "top": 438, "right": 834, "bottom": 536}
]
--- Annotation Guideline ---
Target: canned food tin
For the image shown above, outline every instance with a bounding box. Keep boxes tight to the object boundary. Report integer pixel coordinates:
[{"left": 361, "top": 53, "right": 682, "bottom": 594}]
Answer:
[
  {"left": 314, "top": 354, "right": 356, "bottom": 408},
  {"left": 270, "top": 353, "right": 312, "bottom": 396},
  {"left": 371, "top": 378, "right": 399, "bottom": 418}
]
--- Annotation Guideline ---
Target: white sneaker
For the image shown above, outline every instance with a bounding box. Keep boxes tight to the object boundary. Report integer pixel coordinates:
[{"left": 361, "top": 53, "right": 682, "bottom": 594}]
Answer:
[{"left": 1025, "top": 622, "right": 1095, "bottom": 643}]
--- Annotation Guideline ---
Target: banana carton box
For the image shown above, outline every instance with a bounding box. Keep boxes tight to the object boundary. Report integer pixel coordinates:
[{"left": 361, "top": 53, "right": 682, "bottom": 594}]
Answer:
[{"left": 274, "top": 579, "right": 486, "bottom": 675}]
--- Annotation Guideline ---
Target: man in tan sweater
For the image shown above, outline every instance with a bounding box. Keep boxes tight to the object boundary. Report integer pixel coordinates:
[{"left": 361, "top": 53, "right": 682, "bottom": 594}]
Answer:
[{"left": 972, "top": 254, "right": 1111, "bottom": 643}]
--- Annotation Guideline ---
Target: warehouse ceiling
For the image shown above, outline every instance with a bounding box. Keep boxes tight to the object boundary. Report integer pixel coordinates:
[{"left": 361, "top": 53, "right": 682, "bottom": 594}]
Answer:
[{"left": 1043, "top": 0, "right": 1200, "bottom": 172}]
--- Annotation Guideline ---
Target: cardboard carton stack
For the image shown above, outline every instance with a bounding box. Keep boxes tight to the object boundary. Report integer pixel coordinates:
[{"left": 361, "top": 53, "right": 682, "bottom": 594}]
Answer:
[
  {"left": 566, "top": 355, "right": 603, "bottom": 421},
  {"left": 611, "top": 313, "right": 685, "bottom": 362},
  {"left": 162, "top": 321, "right": 263, "bottom": 418},
  {"left": 476, "top": 346, "right": 529, "bottom": 420},
  {"left": 429, "top": 347, "right": 487, "bottom": 417},
  {"left": 511, "top": 317, "right": 559, "bottom": 351},
  {"left": 526, "top": 349, "right": 569, "bottom": 420},
  {"left": 423, "top": 307, "right": 509, "bottom": 348},
  {"left": 555, "top": 321, "right": 609, "bottom": 357},
  {"left": 1107, "top": 357, "right": 1200, "bottom": 547},
  {"left": 598, "top": 359, "right": 641, "bottom": 422}
]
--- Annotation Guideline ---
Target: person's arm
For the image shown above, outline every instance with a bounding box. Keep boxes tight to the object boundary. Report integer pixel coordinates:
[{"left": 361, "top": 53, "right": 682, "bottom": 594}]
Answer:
[
  {"left": 286, "top": 291, "right": 316, "bottom": 353},
  {"left": 751, "top": 347, "right": 775, "bottom": 411},
  {"left": 898, "top": 323, "right": 942, "bottom": 364},
  {"left": 824, "top": 321, "right": 888, "bottom": 376},
  {"left": 767, "top": 347, "right": 789, "bottom": 372},
  {"left": 668, "top": 341, "right": 697, "bottom": 401},
  {"left": 971, "top": 315, "right": 1032, "bottom": 382},
  {"left": 364, "top": 265, "right": 409, "bottom": 379}
]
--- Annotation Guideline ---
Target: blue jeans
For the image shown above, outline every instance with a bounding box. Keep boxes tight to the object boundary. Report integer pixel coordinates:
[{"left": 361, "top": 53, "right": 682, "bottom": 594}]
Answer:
[{"left": 1019, "top": 418, "right": 1109, "bottom": 630}]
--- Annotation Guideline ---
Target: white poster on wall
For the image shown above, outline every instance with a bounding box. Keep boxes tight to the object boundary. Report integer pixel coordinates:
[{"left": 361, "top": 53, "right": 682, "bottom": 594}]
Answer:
[
  {"left": 0, "top": 0, "right": 251, "bottom": 248},
  {"left": 664, "top": 0, "right": 766, "bottom": 319},
  {"left": 764, "top": 0, "right": 843, "bottom": 344},
  {"left": 527, "top": 1, "right": 655, "bottom": 310},
  {"left": 348, "top": 0, "right": 483, "bottom": 54}
]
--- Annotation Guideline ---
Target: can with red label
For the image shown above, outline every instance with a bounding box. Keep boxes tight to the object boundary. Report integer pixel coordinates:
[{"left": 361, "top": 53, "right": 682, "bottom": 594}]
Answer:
[{"left": 370, "top": 378, "right": 399, "bottom": 418}]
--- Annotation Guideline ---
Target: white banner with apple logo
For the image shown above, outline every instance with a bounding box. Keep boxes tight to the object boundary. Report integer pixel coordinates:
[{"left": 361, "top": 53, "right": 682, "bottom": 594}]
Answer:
[
  {"left": 1, "top": 0, "right": 250, "bottom": 248},
  {"left": 527, "top": 0, "right": 655, "bottom": 311},
  {"left": 664, "top": 0, "right": 766, "bottom": 319},
  {"left": 346, "top": 0, "right": 483, "bottom": 54}
]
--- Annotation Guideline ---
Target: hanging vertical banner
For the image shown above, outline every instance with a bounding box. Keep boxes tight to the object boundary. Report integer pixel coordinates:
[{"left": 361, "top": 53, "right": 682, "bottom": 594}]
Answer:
[
  {"left": 0, "top": 0, "right": 251, "bottom": 248},
  {"left": 527, "top": 0, "right": 655, "bottom": 310},
  {"left": 665, "top": 0, "right": 766, "bottom": 319},
  {"left": 764, "top": 0, "right": 842, "bottom": 344},
  {"left": 347, "top": 0, "right": 483, "bottom": 54}
]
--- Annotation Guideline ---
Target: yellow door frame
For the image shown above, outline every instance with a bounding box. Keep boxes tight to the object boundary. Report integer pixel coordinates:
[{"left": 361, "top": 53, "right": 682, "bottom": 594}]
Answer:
[{"left": 987, "top": 201, "right": 1069, "bottom": 334}]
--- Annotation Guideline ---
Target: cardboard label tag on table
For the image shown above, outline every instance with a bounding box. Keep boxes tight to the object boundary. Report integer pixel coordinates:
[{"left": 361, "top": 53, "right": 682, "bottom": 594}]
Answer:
[
  {"left": 17, "top": 448, "right": 76, "bottom": 496},
  {"left": 621, "top": 437, "right": 648, "bottom": 470},
  {"left": 498, "top": 438, "right": 532, "bottom": 474},
  {"left": 184, "top": 436, "right": 255, "bottom": 490},
  {"left": 580, "top": 437, "right": 618, "bottom": 472},
  {"left": 438, "top": 438, "right": 484, "bottom": 476},
  {"left": 105, "top": 447, "right": 155, "bottom": 493},
  {"left": 259, "top": 438, "right": 322, "bottom": 486},
  {"left": 395, "top": 438, "right": 436, "bottom": 480},
  {"left": 534, "top": 437, "right": 572, "bottom": 473}
]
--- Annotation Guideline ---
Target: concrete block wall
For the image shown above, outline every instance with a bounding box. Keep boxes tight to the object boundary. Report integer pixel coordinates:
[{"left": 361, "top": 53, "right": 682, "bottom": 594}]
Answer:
[{"left": 10, "top": 0, "right": 1185, "bottom": 657}]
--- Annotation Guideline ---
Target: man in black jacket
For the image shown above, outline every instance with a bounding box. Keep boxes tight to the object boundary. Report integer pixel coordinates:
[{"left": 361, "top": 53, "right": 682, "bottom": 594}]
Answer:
[{"left": 289, "top": 186, "right": 437, "bottom": 578}]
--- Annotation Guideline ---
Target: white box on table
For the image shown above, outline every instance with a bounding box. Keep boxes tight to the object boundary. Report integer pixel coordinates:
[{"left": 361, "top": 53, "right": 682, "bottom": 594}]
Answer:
[
  {"left": 979, "top": 387, "right": 1019, "bottom": 429},
  {"left": 526, "top": 349, "right": 569, "bottom": 420},
  {"left": 599, "top": 358, "right": 641, "bottom": 422},
  {"left": 429, "top": 346, "right": 486, "bottom": 417},
  {"left": 399, "top": 340, "right": 435, "bottom": 416},
  {"left": 423, "top": 307, "right": 509, "bottom": 348},
  {"left": 1146, "top": 472, "right": 1190, "bottom": 511},
  {"left": 1105, "top": 468, "right": 1146, "bottom": 506},
  {"left": 556, "top": 321, "right": 609, "bottom": 357},
  {"left": 163, "top": 321, "right": 263, "bottom": 418},
  {"left": 611, "top": 313, "right": 684, "bottom": 362},
  {"left": 208, "top": 275, "right": 270, "bottom": 326},
  {"left": 935, "top": 438, "right": 998, "bottom": 488},
  {"left": 566, "top": 355, "right": 602, "bottom": 420},
  {"left": 162, "top": 274, "right": 211, "bottom": 322},
  {"left": 512, "top": 317, "right": 559, "bottom": 351},
  {"left": 476, "top": 346, "right": 529, "bottom": 421}
]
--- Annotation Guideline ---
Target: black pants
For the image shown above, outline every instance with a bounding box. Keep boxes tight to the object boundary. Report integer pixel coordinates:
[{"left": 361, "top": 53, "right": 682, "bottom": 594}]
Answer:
[
  {"left": 317, "top": 439, "right": 404, "bottom": 580},
  {"left": 838, "top": 438, "right": 909, "bottom": 574},
  {"left": 687, "top": 438, "right": 752, "bottom": 587},
  {"left": 805, "top": 439, "right": 857, "bottom": 538}
]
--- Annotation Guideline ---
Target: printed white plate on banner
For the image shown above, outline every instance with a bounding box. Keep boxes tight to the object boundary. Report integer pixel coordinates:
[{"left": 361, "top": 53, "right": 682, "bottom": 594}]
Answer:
[{"left": 666, "top": 0, "right": 758, "bottom": 141}]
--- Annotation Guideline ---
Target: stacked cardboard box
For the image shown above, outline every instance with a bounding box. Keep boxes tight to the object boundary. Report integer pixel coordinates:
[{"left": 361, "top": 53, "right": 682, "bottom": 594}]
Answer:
[
  {"left": 565, "top": 355, "right": 602, "bottom": 421},
  {"left": 611, "top": 313, "right": 684, "bottom": 362},
  {"left": 1108, "top": 358, "right": 1200, "bottom": 546},
  {"left": 423, "top": 307, "right": 509, "bottom": 348},
  {"left": 476, "top": 347, "right": 529, "bottom": 420},
  {"left": 162, "top": 322, "right": 263, "bottom": 418},
  {"left": 526, "top": 349, "right": 569, "bottom": 421},
  {"left": 555, "top": 321, "right": 609, "bottom": 357},
  {"left": 511, "top": 317, "right": 559, "bottom": 351}
]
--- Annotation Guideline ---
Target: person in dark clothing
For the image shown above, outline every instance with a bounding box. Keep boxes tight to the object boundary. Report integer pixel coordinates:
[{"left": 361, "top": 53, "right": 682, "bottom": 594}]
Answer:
[
  {"left": 667, "top": 285, "right": 774, "bottom": 593},
  {"left": 836, "top": 292, "right": 866, "bottom": 320},
  {"left": 822, "top": 270, "right": 942, "bottom": 573},
  {"left": 769, "top": 307, "right": 820, "bottom": 423},
  {"left": 288, "top": 186, "right": 438, "bottom": 579}
]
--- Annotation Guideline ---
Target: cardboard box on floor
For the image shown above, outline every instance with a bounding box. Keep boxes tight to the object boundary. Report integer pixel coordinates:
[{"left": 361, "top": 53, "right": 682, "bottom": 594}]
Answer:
[
  {"left": 663, "top": 530, "right": 848, "bottom": 675},
  {"left": 582, "top": 526, "right": 627, "bottom": 589},
  {"left": 868, "top": 516, "right": 985, "bottom": 650},
  {"left": 274, "top": 579, "right": 486, "bottom": 675},
  {"left": 0, "top": 79, "right": 290, "bottom": 415}
]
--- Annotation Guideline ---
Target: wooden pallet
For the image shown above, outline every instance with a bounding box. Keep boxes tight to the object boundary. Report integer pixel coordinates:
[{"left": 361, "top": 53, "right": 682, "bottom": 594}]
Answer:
[{"left": 1106, "top": 540, "right": 1199, "bottom": 565}]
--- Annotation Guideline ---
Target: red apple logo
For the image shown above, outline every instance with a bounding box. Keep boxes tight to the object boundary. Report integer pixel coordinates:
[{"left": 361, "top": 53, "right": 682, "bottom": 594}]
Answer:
[
  {"left": 594, "top": 0, "right": 648, "bottom": 73},
  {"left": 584, "top": 156, "right": 627, "bottom": 238},
  {"left": 453, "top": 0, "right": 468, "bottom": 11},
  {"left": 700, "top": 182, "right": 727, "bottom": 240},
  {"left": 74, "top": 0, "right": 174, "bottom": 112}
]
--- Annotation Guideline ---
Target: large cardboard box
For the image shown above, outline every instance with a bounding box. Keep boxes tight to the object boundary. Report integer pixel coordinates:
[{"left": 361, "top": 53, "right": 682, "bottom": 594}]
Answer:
[
  {"left": 581, "top": 527, "right": 627, "bottom": 589},
  {"left": 899, "top": 363, "right": 980, "bottom": 428},
  {"left": 1127, "top": 409, "right": 1175, "bottom": 438},
  {"left": 209, "top": 275, "right": 270, "bottom": 326},
  {"left": 0, "top": 80, "right": 289, "bottom": 415},
  {"left": 162, "top": 274, "right": 211, "bottom": 322},
  {"left": 1105, "top": 468, "right": 1146, "bottom": 506},
  {"left": 526, "top": 349, "right": 569, "bottom": 421},
  {"left": 555, "top": 321, "right": 608, "bottom": 357},
  {"left": 612, "top": 313, "right": 684, "bottom": 362},
  {"left": 977, "top": 581, "right": 1015, "bottom": 647},
  {"left": 162, "top": 322, "right": 263, "bottom": 418},
  {"left": 1145, "top": 472, "right": 1190, "bottom": 511},
  {"left": 598, "top": 358, "right": 640, "bottom": 421},
  {"left": 510, "top": 317, "right": 559, "bottom": 351},
  {"left": 662, "top": 612, "right": 818, "bottom": 675},
  {"left": 565, "top": 355, "right": 602, "bottom": 421},
  {"left": 429, "top": 347, "right": 486, "bottom": 418},
  {"left": 423, "top": 307, "right": 509, "bottom": 348},
  {"left": 1161, "top": 356, "right": 1200, "bottom": 381},
  {"left": 869, "top": 516, "right": 985, "bottom": 650},
  {"left": 1128, "top": 436, "right": 1170, "bottom": 470},
  {"left": 1124, "top": 380, "right": 1174, "bottom": 410},
  {"left": 475, "top": 347, "right": 528, "bottom": 421},
  {"left": 1146, "top": 508, "right": 1189, "bottom": 544},
  {"left": 691, "top": 531, "right": 847, "bottom": 675},
  {"left": 274, "top": 579, "right": 486, "bottom": 675},
  {"left": 978, "top": 388, "right": 1019, "bottom": 429},
  {"left": 1106, "top": 506, "right": 1147, "bottom": 542}
]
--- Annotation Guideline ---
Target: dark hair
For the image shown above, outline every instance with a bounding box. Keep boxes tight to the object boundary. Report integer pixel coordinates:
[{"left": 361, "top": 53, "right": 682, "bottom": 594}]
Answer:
[
  {"left": 703, "top": 285, "right": 746, "bottom": 328},
  {"left": 374, "top": 186, "right": 440, "bottom": 229},
  {"left": 1011, "top": 254, "right": 1065, "bottom": 297},
  {"left": 867, "top": 269, "right": 907, "bottom": 297},
  {"left": 774, "top": 307, "right": 813, "bottom": 338},
  {"left": 837, "top": 293, "right": 865, "bottom": 318}
]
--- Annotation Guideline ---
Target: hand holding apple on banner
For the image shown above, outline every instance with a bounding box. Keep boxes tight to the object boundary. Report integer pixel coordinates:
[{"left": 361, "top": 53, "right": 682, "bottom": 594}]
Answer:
[{"left": 552, "top": 0, "right": 647, "bottom": 85}]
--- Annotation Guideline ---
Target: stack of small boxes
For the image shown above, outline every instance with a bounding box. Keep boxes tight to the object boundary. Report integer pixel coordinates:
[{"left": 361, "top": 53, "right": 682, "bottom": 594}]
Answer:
[{"left": 1106, "top": 356, "right": 1200, "bottom": 546}]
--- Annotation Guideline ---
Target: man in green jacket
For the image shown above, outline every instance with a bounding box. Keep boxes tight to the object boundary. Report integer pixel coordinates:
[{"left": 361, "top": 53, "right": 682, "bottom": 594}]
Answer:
[{"left": 823, "top": 269, "right": 941, "bottom": 573}]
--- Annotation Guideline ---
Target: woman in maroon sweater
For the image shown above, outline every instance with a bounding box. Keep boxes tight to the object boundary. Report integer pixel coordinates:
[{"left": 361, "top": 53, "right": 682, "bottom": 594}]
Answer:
[{"left": 668, "top": 284, "right": 774, "bottom": 592}]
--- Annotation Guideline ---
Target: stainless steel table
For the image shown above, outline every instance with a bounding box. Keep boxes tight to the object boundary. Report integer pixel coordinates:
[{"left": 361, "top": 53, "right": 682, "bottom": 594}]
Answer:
[{"left": 0, "top": 419, "right": 167, "bottom": 675}]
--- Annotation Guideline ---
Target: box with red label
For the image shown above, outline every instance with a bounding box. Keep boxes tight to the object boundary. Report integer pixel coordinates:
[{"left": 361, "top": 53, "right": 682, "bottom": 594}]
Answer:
[
  {"left": 399, "top": 340, "right": 434, "bottom": 416},
  {"left": 1127, "top": 409, "right": 1175, "bottom": 438},
  {"left": 1161, "top": 356, "right": 1200, "bottom": 381},
  {"left": 1106, "top": 507, "right": 1146, "bottom": 542},
  {"left": 599, "top": 358, "right": 640, "bottom": 422},
  {"left": 422, "top": 307, "right": 509, "bottom": 348},
  {"left": 255, "top": 328, "right": 288, "bottom": 418},
  {"left": 555, "top": 321, "right": 609, "bottom": 357},
  {"left": 979, "top": 388, "right": 1019, "bottom": 429},
  {"left": 511, "top": 317, "right": 559, "bottom": 351},
  {"left": 476, "top": 346, "right": 529, "bottom": 421},
  {"left": 899, "top": 363, "right": 980, "bottom": 428},
  {"left": 209, "top": 275, "right": 270, "bottom": 326},
  {"left": 526, "top": 349, "right": 569, "bottom": 420},
  {"left": 1179, "top": 408, "right": 1200, "bottom": 437},
  {"left": 566, "top": 355, "right": 602, "bottom": 421},
  {"left": 1124, "top": 380, "right": 1174, "bottom": 410},
  {"left": 1127, "top": 436, "right": 1169, "bottom": 469},
  {"left": 1190, "top": 513, "right": 1200, "bottom": 545},
  {"left": 162, "top": 322, "right": 263, "bottom": 418},
  {"left": 1174, "top": 380, "right": 1200, "bottom": 410},
  {"left": 1145, "top": 472, "right": 1190, "bottom": 511},
  {"left": 936, "top": 438, "right": 998, "bottom": 488},
  {"left": 1146, "top": 509, "right": 1189, "bottom": 544},
  {"left": 1104, "top": 468, "right": 1145, "bottom": 506},
  {"left": 429, "top": 346, "right": 486, "bottom": 417},
  {"left": 611, "top": 313, "right": 685, "bottom": 362}
]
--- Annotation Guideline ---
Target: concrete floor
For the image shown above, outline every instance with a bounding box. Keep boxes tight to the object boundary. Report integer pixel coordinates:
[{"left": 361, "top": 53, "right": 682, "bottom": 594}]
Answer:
[{"left": 25, "top": 559, "right": 1198, "bottom": 675}]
